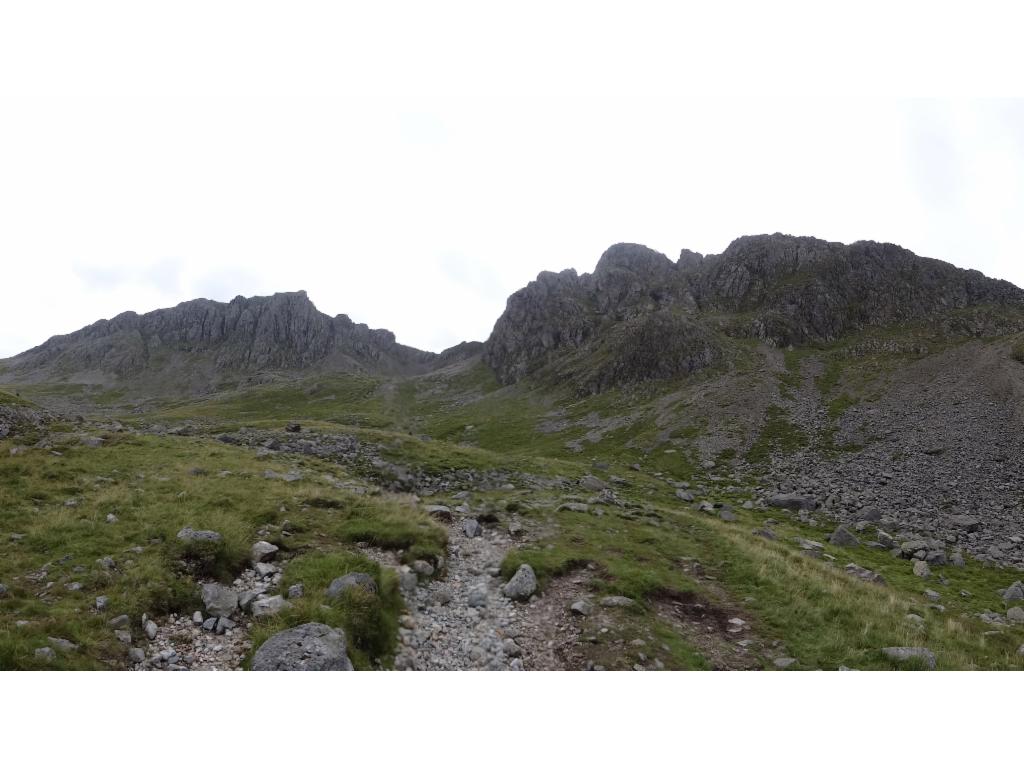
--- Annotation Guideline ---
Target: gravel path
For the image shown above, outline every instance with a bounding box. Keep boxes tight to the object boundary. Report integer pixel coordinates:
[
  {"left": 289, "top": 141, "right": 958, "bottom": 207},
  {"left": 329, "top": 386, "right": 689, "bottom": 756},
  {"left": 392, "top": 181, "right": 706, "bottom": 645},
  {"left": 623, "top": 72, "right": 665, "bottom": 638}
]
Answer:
[{"left": 390, "top": 517, "right": 528, "bottom": 671}]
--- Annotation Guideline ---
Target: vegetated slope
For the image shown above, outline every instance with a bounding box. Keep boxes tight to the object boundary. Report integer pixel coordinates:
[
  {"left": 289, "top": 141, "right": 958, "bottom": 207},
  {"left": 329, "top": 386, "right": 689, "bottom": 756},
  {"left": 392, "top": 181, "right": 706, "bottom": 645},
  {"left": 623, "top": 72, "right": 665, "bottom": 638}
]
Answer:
[
  {"left": 0, "top": 290, "right": 480, "bottom": 396},
  {"left": 4, "top": 233, "right": 1024, "bottom": 672},
  {"left": 483, "top": 234, "right": 1024, "bottom": 393}
]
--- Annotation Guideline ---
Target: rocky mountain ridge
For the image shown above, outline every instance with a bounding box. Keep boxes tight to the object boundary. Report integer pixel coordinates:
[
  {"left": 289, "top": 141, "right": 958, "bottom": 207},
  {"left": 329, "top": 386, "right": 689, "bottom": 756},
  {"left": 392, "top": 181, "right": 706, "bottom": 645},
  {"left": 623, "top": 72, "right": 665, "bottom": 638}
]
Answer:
[
  {"left": 0, "top": 291, "right": 476, "bottom": 392},
  {"left": 484, "top": 234, "right": 1024, "bottom": 392}
]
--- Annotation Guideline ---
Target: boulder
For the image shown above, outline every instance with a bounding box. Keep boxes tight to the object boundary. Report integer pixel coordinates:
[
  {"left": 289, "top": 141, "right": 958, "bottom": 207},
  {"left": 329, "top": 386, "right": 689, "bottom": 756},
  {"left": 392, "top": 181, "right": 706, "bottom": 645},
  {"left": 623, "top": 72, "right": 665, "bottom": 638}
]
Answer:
[
  {"left": 1002, "top": 581, "right": 1024, "bottom": 604},
  {"left": 326, "top": 572, "right": 378, "bottom": 600},
  {"left": 201, "top": 583, "right": 238, "bottom": 618},
  {"left": 949, "top": 515, "right": 981, "bottom": 532},
  {"left": 176, "top": 527, "right": 223, "bottom": 544},
  {"left": 599, "top": 595, "right": 636, "bottom": 608},
  {"left": 881, "top": 646, "right": 936, "bottom": 669},
  {"left": 251, "top": 541, "right": 279, "bottom": 564},
  {"left": 829, "top": 526, "right": 860, "bottom": 548},
  {"left": 251, "top": 595, "right": 288, "bottom": 617},
  {"left": 1008, "top": 606, "right": 1024, "bottom": 624},
  {"left": 580, "top": 475, "right": 606, "bottom": 492},
  {"left": 462, "top": 519, "right": 483, "bottom": 538},
  {"left": 912, "top": 560, "right": 932, "bottom": 579},
  {"left": 570, "top": 600, "right": 592, "bottom": 616},
  {"left": 675, "top": 489, "right": 695, "bottom": 503},
  {"left": 252, "top": 623, "right": 354, "bottom": 671},
  {"left": 502, "top": 564, "right": 538, "bottom": 601},
  {"left": 425, "top": 505, "right": 453, "bottom": 521},
  {"left": 767, "top": 493, "right": 817, "bottom": 512}
]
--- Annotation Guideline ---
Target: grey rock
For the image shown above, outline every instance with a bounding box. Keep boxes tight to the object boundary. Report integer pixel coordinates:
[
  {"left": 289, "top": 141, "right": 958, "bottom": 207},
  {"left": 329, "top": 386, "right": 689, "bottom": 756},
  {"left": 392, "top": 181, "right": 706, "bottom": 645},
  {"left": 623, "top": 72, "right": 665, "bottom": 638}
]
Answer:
[
  {"left": 949, "top": 515, "right": 981, "bottom": 532},
  {"left": 1008, "top": 606, "right": 1024, "bottom": 624},
  {"left": 201, "top": 583, "right": 238, "bottom": 618},
  {"left": 467, "top": 585, "right": 488, "bottom": 608},
  {"left": 913, "top": 560, "right": 932, "bottom": 579},
  {"left": 114, "top": 630, "right": 132, "bottom": 645},
  {"left": 216, "top": 617, "right": 236, "bottom": 634},
  {"left": 425, "top": 505, "right": 453, "bottom": 521},
  {"left": 675, "top": 489, "right": 695, "bottom": 502},
  {"left": 251, "top": 595, "right": 288, "bottom": 617},
  {"left": 502, "top": 639, "right": 523, "bottom": 658},
  {"left": 570, "top": 600, "right": 593, "bottom": 616},
  {"left": 829, "top": 526, "right": 860, "bottom": 548},
  {"left": 254, "top": 562, "right": 278, "bottom": 578},
  {"left": 128, "top": 647, "right": 146, "bottom": 664},
  {"left": 508, "top": 520, "right": 524, "bottom": 536},
  {"left": 557, "top": 502, "right": 592, "bottom": 514},
  {"left": 1002, "top": 581, "right": 1024, "bottom": 604},
  {"left": 108, "top": 614, "right": 130, "bottom": 629},
  {"left": 599, "top": 595, "right": 636, "bottom": 608},
  {"left": 202, "top": 617, "right": 218, "bottom": 632},
  {"left": 144, "top": 620, "right": 158, "bottom": 641},
  {"left": 719, "top": 510, "right": 737, "bottom": 522},
  {"left": 251, "top": 540, "right": 279, "bottom": 564},
  {"left": 462, "top": 518, "right": 483, "bottom": 538},
  {"left": 48, "top": 636, "right": 79, "bottom": 653},
  {"left": 767, "top": 493, "right": 818, "bottom": 512},
  {"left": 881, "top": 646, "right": 936, "bottom": 669},
  {"left": 252, "top": 623, "right": 354, "bottom": 671},
  {"left": 411, "top": 560, "right": 435, "bottom": 578},
  {"left": 176, "top": 527, "right": 223, "bottom": 544},
  {"left": 580, "top": 475, "right": 606, "bottom": 491},
  {"left": 502, "top": 564, "right": 538, "bottom": 601},
  {"left": 192, "top": 611, "right": 203, "bottom": 625},
  {"left": 94, "top": 595, "right": 109, "bottom": 611},
  {"left": 326, "top": 572, "right": 378, "bottom": 600},
  {"left": 35, "top": 647, "right": 55, "bottom": 661},
  {"left": 96, "top": 555, "right": 115, "bottom": 570},
  {"left": 287, "top": 583, "right": 305, "bottom": 599},
  {"left": 773, "top": 657, "right": 796, "bottom": 669}
]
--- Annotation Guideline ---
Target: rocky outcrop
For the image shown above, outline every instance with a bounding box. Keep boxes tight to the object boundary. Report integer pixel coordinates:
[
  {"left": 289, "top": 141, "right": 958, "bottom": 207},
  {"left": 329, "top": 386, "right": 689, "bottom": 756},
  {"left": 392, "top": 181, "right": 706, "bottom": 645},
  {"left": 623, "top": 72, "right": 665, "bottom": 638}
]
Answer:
[
  {"left": 0, "top": 291, "right": 475, "bottom": 391},
  {"left": 484, "top": 234, "right": 1024, "bottom": 391}
]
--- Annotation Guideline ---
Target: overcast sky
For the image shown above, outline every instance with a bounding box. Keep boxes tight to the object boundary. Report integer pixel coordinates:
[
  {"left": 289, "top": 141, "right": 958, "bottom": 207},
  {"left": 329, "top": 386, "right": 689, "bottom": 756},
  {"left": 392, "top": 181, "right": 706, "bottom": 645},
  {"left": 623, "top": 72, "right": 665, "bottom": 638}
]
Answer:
[{"left": 1, "top": 3, "right": 1022, "bottom": 358}]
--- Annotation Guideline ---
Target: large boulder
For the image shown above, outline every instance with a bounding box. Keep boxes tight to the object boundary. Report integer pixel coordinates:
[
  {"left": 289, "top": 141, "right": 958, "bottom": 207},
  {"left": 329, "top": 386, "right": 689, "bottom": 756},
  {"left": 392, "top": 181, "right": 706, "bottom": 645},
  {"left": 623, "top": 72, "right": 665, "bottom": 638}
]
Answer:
[
  {"left": 829, "top": 526, "right": 860, "bottom": 548},
  {"left": 201, "top": 583, "right": 238, "bottom": 618},
  {"left": 881, "top": 646, "right": 936, "bottom": 669},
  {"left": 251, "top": 595, "right": 288, "bottom": 617},
  {"left": 326, "top": 573, "right": 378, "bottom": 600},
  {"left": 177, "top": 527, "right": 223, "bottom": 544},
  {"left": 251, "top": 541, "right": 279, "bottom": 564},
  {"left": 502, "top": 564, "right": 538, "bottom": 601},
  {"left": 1002, "top": 581, "right": 1024, "bottom": 604},
  {"left": 767, "top": 494, "right": 818, "bottom": 512},
  {"left": 251, "top": 623, "right": 354, "bottom": 671}
]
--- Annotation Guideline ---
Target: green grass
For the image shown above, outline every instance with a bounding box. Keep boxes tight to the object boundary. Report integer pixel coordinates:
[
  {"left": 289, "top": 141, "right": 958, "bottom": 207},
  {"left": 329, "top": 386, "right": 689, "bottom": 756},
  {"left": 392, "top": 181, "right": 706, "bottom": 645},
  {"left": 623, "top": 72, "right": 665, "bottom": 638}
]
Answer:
[
  {"left": 745, "top": 405, "right": 808, "bottom": 465},
  {"left": 0, "top": 432, "right": 445, "bottom": 670},
  {"left": 247, "top": 550, "right": 403, "bottom": 669}
]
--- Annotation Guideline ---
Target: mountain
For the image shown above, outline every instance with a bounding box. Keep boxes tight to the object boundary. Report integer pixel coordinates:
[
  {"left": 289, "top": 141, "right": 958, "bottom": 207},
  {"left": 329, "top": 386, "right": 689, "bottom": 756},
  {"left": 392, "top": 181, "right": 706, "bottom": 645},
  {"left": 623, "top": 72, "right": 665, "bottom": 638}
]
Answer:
[
  {"left": 0, "top": 290, "right": 478, "bottom": 395},
  {"left": 484, "top": 234, "right": 1024, "bottom": 392}
]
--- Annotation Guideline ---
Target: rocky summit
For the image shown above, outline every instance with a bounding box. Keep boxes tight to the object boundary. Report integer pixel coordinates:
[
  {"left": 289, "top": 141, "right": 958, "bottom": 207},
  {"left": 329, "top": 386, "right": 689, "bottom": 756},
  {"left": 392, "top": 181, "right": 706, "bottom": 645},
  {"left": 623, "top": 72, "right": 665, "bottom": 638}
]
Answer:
[
  {"left": 0, "top": 290, "right": 479, "bottom": 397},
  {"left": 3, "top": 232, "right": 1024, "bottom": 673}
]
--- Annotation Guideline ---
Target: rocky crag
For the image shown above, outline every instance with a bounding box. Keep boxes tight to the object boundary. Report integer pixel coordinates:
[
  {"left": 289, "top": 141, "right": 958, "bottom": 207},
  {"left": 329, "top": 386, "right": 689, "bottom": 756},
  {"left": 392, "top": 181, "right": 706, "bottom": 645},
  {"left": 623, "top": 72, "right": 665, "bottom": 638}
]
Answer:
[
  {"left": 0, "top": 291, "right": 476, "bottom": 394},
  {"left": 484, "top": 234, "right": 1024, "bottom": 392}
]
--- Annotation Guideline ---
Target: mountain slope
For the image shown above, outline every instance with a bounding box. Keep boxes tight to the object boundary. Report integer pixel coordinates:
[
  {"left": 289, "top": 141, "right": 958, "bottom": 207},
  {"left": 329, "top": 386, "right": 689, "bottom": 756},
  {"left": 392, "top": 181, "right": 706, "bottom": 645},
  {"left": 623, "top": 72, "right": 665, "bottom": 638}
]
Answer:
[
  {"left": 0, "top": 291, "right": 478, "bottom": 395},
  {"left": 484, "top": 234, "right": 1024, "bottom": 392}
]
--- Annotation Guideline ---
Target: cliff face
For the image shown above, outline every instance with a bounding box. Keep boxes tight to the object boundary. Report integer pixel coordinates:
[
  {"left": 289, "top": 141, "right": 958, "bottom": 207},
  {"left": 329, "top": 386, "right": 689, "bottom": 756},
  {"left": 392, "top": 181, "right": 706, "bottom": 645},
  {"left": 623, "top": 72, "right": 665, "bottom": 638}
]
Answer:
[
  {"left": 484, "top": 234, "right": 1024, "bottom": 391},
  {"left": 1, "top": 291, "right": 471, "bottom": 388}
]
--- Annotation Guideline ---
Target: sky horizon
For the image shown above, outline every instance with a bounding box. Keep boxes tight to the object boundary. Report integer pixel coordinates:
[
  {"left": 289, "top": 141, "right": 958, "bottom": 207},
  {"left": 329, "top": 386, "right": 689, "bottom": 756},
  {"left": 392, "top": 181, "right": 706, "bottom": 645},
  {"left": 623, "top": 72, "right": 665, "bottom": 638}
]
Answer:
[{"left": 2, "top": 4, "right": 1022, "bottom": 358}]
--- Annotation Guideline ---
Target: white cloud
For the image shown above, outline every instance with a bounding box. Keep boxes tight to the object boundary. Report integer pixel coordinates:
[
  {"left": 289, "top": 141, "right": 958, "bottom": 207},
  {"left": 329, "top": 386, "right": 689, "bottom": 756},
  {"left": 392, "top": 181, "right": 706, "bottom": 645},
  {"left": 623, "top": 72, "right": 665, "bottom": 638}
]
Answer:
[{"left": 1, "top": 3, "right": 1023, "bottom": 358}]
